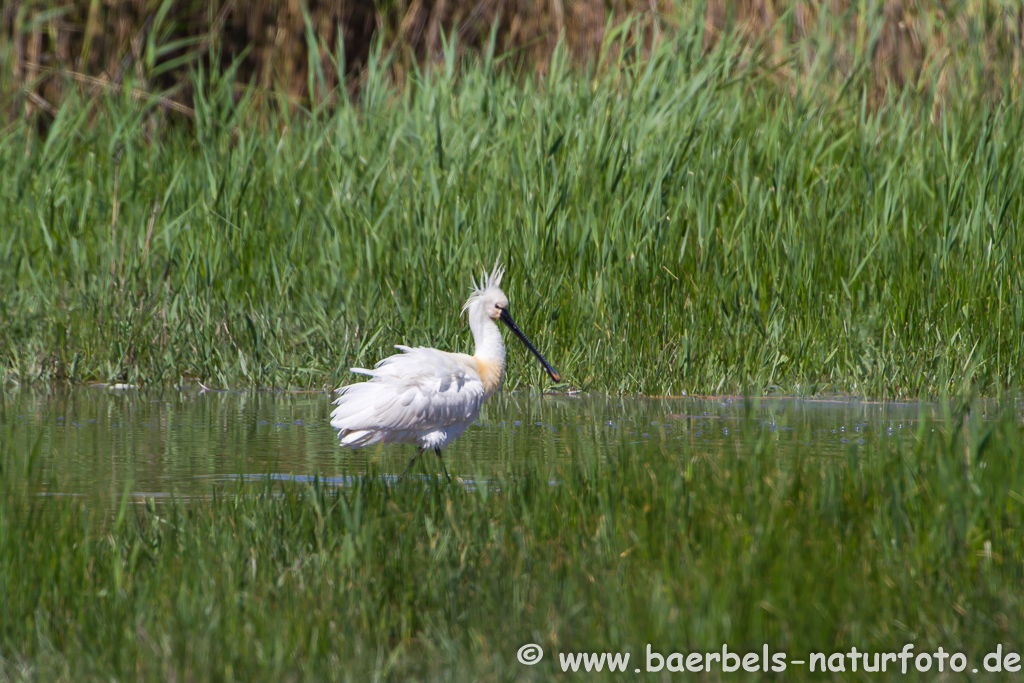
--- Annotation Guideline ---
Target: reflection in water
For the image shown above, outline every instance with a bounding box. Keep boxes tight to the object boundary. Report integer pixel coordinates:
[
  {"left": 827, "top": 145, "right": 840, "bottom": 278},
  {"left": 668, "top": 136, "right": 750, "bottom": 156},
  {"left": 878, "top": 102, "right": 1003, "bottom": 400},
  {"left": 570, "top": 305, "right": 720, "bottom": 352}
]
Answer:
[{"left": 1, "top": 386, "right": 957, "bottom": 500}]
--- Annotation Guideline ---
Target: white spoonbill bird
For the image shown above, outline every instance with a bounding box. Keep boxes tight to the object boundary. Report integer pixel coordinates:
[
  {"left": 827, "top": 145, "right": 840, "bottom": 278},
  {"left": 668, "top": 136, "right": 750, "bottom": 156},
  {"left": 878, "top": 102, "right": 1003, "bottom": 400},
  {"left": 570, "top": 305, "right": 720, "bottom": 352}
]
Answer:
[{"left": 330, "top": 263, "right": 560, "bottom": 482}]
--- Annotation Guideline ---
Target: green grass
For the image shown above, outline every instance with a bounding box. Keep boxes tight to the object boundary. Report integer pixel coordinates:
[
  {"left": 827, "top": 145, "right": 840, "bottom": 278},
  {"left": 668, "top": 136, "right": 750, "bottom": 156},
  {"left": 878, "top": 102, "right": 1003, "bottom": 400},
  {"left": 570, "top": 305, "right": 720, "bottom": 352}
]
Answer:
[
  {"left": 1, "top": 19, "right": 1023, "bottom": 397},
  {"left": 2, "top": 399, "right": 1024, "bottom": 680}
]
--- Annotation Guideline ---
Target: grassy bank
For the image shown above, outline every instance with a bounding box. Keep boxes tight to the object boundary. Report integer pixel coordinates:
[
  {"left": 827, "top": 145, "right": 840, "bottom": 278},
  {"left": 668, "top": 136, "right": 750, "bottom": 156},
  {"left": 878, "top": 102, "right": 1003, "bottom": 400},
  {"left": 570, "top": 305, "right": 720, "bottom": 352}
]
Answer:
[
  {"left": 1, "top": 18, "right": 1023, "bottom": 397},
  {"left": 2, "top": 399, "right": 1023, "bottom": 680}
]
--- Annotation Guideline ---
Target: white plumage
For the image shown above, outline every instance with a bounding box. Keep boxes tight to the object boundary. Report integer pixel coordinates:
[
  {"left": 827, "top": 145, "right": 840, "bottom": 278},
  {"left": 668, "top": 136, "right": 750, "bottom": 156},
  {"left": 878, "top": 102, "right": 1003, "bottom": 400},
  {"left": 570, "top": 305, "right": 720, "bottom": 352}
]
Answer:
[
  {"left": 331, "top": 345, "right": 486, "bottom": 450},
  {"left": 330, "top": 262, "right": 560, "bottom": 480}
]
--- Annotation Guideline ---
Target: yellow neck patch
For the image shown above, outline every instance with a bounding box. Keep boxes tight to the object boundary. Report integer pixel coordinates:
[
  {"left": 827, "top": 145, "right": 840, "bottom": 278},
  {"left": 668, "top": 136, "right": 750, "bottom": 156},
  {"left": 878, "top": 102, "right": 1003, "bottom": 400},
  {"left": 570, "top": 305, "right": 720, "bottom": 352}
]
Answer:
[{"left": 474, "top": 356, "right": 505, "bottom": 395}]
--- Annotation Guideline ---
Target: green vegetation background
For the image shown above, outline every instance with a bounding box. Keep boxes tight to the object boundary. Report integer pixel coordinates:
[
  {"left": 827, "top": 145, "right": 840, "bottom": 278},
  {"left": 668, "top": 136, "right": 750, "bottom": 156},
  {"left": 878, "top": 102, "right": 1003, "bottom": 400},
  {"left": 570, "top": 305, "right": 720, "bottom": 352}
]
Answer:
[{"left": 2, "top": 3, "right": 1023, "bottom": 397}]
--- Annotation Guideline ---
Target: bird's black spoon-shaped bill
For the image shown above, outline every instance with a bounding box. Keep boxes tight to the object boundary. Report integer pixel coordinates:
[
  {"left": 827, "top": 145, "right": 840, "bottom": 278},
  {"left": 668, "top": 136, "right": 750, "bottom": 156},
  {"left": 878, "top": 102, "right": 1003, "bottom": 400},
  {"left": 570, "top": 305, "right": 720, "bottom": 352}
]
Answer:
[{"left": 499, "top": 307, "right": 561, "bottom": 382}]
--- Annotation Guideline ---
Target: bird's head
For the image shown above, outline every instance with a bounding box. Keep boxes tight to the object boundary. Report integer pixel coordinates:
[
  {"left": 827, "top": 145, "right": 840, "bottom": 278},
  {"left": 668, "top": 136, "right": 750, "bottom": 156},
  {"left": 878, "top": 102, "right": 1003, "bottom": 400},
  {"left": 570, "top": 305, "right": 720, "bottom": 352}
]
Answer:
[{"left": 462, "top": 261, "right": 560, "bottom": 382}]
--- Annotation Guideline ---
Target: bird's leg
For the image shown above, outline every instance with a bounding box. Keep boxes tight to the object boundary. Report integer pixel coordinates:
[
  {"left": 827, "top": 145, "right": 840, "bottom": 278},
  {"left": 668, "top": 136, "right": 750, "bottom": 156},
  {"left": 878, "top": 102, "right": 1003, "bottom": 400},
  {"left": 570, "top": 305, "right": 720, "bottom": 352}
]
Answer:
[
  {"left": 399, "top": 447, "right": 424, "bottom": 481},
  {"left": 435, "top": 448, "right": 451, "bottom": 484}
]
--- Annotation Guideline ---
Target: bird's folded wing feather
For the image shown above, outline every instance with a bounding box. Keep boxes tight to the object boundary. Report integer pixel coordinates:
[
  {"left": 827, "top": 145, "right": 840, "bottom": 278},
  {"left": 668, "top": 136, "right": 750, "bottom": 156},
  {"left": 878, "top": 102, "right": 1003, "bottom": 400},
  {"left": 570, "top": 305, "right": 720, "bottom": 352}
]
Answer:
[{"left": 331, "top": 345, "right": 484, "bottom": 436}]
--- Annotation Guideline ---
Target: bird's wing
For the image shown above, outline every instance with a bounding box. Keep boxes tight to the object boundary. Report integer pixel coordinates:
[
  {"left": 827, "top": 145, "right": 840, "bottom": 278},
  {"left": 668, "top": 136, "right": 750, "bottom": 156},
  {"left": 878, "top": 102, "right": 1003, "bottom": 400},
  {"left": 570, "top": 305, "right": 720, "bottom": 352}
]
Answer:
[{"left": 330, "top": 346, "right": 485, "bottom": 442}]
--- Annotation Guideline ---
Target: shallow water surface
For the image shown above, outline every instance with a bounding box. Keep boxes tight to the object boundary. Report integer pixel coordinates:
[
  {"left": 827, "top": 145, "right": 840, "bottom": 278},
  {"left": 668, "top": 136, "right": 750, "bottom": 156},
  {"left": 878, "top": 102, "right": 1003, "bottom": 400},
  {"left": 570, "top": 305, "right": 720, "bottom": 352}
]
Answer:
[{"left": 0, "top": 386, "right": 959, "bottom": 500}]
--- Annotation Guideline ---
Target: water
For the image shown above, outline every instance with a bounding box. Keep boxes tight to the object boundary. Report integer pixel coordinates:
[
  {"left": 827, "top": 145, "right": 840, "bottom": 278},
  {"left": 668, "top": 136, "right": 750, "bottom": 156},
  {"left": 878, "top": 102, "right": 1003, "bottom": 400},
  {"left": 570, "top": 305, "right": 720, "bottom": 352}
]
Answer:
[{"left": 1, "top": 386, "right": 957, "bottom": 500}]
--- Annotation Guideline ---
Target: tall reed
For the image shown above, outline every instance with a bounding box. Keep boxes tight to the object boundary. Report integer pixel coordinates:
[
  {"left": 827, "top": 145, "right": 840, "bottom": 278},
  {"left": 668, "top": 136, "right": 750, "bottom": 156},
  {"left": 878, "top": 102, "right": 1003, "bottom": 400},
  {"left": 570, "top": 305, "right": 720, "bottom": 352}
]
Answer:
[
  {"left": 3, "top": 0, "right": 1022, "bottom": 123},
  {"left": 1, "top": 14, "right": 1022, "bottom": 397}
]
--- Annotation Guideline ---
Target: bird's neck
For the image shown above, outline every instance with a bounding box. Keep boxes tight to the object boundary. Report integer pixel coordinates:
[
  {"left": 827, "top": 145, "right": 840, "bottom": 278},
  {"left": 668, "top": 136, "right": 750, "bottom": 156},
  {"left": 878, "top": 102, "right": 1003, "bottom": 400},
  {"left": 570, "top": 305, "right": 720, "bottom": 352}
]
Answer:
[
  {"left": 471, "top": 313, "right": 506, "bottom": 364},
  {"left": 470, "top": 311, "right": 506, "bottom": 394}
]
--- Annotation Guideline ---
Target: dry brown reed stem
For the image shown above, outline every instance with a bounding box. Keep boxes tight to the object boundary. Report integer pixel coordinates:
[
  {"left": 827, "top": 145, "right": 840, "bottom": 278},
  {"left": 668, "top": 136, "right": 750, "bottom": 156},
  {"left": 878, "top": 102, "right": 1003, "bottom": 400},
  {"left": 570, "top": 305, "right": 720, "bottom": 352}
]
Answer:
[{"left": 23, "top": 62, "right": 197, "bottom": 117}]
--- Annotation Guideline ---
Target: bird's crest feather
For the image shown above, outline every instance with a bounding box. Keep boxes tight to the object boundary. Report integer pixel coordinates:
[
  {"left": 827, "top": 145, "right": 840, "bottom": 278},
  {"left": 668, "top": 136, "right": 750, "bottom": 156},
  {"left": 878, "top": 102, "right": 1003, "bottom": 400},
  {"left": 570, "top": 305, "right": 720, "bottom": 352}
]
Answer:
[{"left": 462, "top": 260, "right": 505, "bottom": 315}]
